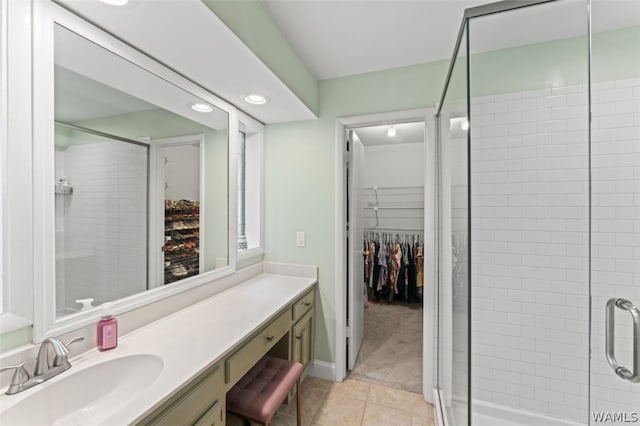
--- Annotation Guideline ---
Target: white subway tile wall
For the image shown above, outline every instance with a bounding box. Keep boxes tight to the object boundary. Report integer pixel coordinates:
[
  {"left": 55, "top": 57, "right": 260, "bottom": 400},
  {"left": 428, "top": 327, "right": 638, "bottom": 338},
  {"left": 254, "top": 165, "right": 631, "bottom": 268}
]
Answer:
[
  {"left": 468, "top": 78, "right": 640, "bottom": 423},
  {"left": 56, "top": 141, "right": 148, "bottom": 313},
  {"left": 590, "top": 78, "right": 640, "bottom": 420}
]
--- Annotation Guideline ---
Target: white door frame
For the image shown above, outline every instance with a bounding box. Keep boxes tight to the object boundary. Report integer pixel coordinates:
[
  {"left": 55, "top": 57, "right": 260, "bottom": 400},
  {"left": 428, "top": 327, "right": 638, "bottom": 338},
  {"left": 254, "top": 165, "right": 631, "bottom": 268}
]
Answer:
[
  {"left": 334, "top": 107, "right": 436, "bottom": 403},
  {"left": 149, "top": 133, "right": 206, "bottom": 288}
]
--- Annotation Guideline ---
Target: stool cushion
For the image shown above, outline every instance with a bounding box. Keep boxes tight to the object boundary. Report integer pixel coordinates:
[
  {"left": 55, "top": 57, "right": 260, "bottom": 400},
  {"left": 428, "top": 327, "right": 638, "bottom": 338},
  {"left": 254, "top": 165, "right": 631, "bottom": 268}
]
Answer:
[{"left": 227, "top": 356, "right": 304, "bottom": 424}]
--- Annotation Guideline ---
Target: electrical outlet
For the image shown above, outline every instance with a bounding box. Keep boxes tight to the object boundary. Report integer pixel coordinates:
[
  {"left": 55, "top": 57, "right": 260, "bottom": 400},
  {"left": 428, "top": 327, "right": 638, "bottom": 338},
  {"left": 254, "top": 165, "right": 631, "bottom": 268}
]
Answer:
[{"left": 296, "top": 231, "right": 306, "bottom": 248}]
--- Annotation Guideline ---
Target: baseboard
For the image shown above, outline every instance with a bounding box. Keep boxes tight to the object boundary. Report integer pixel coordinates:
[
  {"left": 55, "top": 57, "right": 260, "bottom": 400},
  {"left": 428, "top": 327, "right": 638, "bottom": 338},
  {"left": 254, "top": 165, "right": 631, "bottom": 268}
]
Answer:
[
  {"left": 308, "top": 360, "right": 335, "bottom": 381},
  {"left": 434, "top": 388, "right": 446, "bottom": 426},
  {"left": 472, "top": 400, "right": 585, "bottom": 426}
]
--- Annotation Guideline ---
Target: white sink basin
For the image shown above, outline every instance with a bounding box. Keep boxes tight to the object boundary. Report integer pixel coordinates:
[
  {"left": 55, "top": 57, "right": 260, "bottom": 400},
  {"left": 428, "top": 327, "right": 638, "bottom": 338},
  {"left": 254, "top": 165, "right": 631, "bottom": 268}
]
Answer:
[{"left": 0, "top": 354, "right": 163, "bottom": 425}]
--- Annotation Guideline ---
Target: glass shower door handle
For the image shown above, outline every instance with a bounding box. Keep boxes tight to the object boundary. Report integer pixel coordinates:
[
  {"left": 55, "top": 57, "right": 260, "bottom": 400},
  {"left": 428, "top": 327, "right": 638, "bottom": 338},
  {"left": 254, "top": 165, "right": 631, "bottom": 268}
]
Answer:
[{"left": 605, "top": 298, "right": 640, "bottom": 383}]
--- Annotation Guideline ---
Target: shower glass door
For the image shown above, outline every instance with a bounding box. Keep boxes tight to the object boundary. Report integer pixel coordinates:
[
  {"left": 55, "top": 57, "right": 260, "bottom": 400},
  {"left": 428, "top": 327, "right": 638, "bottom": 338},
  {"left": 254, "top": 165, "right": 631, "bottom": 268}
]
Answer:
[
  {"left": 589, "top": 0, "right": 640, "bottom": 423},
  {"left": 467, "top": 2, "right": 590, "bottom": 424},
  {"left": 436, "top": 1, "right": 640, "bottom": 425},
  {"left": 437, "top": 21, "right": 469, "bottom": 426}
]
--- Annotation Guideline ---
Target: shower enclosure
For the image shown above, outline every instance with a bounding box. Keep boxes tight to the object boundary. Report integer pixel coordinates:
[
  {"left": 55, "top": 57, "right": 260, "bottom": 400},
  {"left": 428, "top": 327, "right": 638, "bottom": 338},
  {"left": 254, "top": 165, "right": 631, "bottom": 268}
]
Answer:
[{"left": 435, "top": 1, "right": 639, "bottom": 425}]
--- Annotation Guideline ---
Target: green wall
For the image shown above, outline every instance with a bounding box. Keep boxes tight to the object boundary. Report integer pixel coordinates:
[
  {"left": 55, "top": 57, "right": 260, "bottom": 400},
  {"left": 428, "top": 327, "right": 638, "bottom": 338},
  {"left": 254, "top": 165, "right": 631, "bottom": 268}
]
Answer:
[
  {"left": 0, "top": 327, "right": 32, "bottom": 352},
  {"left": 264, "top": 61, "right": 448, "bottom": 364}
]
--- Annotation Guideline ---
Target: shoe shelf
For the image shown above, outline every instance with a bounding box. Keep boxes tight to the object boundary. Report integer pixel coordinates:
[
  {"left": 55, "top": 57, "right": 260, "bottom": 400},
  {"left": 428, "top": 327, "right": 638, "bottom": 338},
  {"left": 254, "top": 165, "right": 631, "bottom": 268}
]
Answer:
[{"left": 164, "top": 199, "right": 200, "bottom": 284}]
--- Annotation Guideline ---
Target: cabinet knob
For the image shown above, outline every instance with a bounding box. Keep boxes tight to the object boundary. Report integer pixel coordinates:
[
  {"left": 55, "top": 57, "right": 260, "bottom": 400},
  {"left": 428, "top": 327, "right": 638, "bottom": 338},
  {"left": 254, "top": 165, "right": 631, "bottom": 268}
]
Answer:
[
  {"left": 303, "top": 302, "right": 311, "bottom": 307},
  {"left": 265, "top": 336, "right": 275, "bottom": 342},
  {"left": 295, "top": 335, "right": 302, "bottom": 340}
]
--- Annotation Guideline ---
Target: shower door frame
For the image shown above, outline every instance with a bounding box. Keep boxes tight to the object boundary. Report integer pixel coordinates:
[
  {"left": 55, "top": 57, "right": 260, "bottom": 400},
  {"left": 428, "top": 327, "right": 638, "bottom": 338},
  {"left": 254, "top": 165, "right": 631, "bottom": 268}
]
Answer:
[{"left": 433, "top": 1, "right": 590, "bottom": 425}]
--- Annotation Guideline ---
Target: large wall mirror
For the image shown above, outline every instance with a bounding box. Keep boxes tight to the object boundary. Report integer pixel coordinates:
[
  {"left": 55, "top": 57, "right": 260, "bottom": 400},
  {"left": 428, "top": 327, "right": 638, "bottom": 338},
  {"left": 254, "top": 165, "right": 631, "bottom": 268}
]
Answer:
[{"left": 34, "top": 3, "right": 236, "bottom": 338}]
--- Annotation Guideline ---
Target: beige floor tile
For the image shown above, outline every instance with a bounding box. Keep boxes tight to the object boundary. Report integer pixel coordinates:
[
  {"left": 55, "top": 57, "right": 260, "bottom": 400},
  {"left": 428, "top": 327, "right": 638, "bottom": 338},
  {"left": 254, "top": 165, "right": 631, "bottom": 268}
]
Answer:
[
  {"left": 362, "top": 402, "right": 412, "bottom": 426},
  {"left": 302, "top": 375, "right": 334, "bottom": 393},
  {"left": 368, "top": 382, "right": 432, "bottom": 415},
  {"left": 278, "top": 385, "right": 326, "bottom": 425},
  {"left": 312, "top": 396, "right": 366, "bottom": 426},
  {"left": 409, "top": 398, "right": 434, "bottom": 418},
  {"left": 270, "top": 412, "right": 299, "bottom": 426},
  {"left": 412, "top": 414, "right": 435, "bottom": 426},
  {"left": 324, "top": 378, "right": 370, "bottom": 402}
]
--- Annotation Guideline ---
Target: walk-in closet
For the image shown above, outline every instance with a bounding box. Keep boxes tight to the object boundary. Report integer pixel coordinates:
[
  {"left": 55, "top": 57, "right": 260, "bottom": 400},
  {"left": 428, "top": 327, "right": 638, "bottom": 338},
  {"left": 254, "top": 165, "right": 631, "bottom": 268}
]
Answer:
[{"left": 346, "top": 120, "right": 426, "bottom": 393}]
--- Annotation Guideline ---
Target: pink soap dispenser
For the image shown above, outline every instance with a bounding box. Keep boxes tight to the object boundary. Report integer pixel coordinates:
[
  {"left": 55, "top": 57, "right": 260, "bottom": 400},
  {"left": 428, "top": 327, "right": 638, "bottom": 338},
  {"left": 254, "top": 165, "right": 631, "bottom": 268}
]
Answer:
[{"left": 97, "top": 302, "right": 118, "bottom": 351}]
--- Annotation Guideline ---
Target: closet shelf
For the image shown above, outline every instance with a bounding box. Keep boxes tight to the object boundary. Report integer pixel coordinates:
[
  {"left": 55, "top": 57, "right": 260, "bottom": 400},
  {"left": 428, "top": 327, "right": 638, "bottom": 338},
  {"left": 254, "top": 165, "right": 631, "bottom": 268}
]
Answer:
[
  {"left": 364, "top": 227, "right": 424, "bottom": 232},
  {"left": 165, "top": 254, "right": 199, "bottom": 262},
  {"left": 165, "top": 215, "right": 199, "bottom": 221},
  {"left": 362, "top": 185, "right": 423, "bottom": 191},
  {"left": 164, "top": 199, "right": 200, "bottom": 285},
  {"left": 365, "top": 205, "right": 423, "bottom": 210}
]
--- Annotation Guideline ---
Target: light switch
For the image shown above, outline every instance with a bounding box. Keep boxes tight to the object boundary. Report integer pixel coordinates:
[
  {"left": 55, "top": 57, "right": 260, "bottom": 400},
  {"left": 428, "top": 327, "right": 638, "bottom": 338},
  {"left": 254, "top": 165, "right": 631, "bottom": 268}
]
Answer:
[{"left": 296, "top": 231, "right": 306, "bottom": 248}]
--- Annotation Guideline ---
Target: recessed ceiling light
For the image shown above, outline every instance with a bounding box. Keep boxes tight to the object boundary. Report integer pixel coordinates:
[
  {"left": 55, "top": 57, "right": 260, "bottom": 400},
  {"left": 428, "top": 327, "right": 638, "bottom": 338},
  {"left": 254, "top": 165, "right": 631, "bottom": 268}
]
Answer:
[
  {"left": 243, "top": 94, "right": 268, "bottom": 105},
  {"left": 387, "top": 125, "right": 397, "bottom": 138},
  {"left": 99, "top": 0, "right": 129, "bottom": 5},
  {"left": 190, "top": 103, "right": 213, "bottom": 113}
]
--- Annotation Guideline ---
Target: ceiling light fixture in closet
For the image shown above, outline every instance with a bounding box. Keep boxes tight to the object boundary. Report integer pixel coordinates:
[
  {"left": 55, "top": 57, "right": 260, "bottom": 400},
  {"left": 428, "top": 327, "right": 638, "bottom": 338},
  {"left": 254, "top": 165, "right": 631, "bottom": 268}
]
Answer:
[
  {"left": 242, "top": 94, "right": 269, "bottom": 105},
  {"left": 190, "top": 103, "right": 213, "bottom": 113},
  {"left": 387, "top": 125, "right": 397, "bottom": 138}
]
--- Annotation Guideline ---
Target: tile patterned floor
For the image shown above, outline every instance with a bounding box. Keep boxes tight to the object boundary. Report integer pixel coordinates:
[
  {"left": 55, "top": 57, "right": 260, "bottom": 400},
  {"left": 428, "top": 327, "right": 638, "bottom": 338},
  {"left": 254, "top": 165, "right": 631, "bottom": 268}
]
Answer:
[{"left": 227, "top": 375, "right": 435, "bottom": 426}]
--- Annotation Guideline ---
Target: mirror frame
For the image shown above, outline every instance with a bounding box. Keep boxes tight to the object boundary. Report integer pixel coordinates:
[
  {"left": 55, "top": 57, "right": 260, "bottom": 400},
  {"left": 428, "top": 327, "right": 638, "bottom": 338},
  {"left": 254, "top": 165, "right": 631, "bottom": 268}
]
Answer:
[{"left": 32, "top": 1, "right": 238, "bottom": 341}]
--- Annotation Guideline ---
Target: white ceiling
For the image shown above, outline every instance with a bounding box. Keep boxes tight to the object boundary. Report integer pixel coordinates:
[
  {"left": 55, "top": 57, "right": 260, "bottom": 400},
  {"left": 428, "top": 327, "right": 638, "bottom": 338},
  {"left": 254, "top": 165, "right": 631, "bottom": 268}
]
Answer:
[
  {"left": 55, "top": 66, "right": 156, "bottom": 123},
  {"left": 54, "top": 23, "right": 229, "bottom": 130},
  {"left": 262, "top": 0, "right": 482, "bottom": 80},
  {"left": 354, "top": 121, "right": 424, "bottom": 147},
  {"left": 57, "top": 0, "right": 316, "bottom": 123},
  {"left": 52, "top": 0, "right": 640, "bottom": 123},
  {"left": 262, "top": 0, "right": 640, "bottom": 80}
]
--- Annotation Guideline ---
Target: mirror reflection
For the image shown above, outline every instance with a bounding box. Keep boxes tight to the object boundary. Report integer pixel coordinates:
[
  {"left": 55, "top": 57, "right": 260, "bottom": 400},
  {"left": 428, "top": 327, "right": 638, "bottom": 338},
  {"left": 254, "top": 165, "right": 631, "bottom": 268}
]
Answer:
[{"left": 53, "top": 24, "right": 229, "bottom": 318}]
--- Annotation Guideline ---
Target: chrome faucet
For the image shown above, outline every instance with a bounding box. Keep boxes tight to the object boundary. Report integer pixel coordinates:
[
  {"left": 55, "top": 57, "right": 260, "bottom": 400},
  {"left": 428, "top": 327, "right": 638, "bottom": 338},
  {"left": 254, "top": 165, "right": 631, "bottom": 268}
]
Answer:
[
  {"left": 34, "top": 337, "right": 74, "bottom": 376},
  {"left": 0, "top": 336, "right": 84, "bottom": 395}
]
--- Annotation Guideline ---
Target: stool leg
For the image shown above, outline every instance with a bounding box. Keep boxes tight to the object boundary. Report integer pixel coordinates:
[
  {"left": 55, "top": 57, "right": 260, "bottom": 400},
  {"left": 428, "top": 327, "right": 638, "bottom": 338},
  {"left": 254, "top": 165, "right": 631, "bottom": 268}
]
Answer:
[{"left": 296, "top": 378, "right": 301, "bottom": 426}]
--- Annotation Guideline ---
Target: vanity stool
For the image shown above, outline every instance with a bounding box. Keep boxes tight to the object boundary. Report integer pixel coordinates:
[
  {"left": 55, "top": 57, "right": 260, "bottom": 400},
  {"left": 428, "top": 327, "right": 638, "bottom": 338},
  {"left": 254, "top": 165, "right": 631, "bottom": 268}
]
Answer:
[{"left": 226, "top": 356, "right": 304, "bottom": 426}]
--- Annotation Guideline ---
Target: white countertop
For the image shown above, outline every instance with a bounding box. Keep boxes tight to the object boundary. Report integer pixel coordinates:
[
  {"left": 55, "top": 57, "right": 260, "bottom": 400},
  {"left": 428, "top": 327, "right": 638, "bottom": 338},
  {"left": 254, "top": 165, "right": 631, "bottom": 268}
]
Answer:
[{"left": 0, "top": 271, "right": 317, "bottom": 425}]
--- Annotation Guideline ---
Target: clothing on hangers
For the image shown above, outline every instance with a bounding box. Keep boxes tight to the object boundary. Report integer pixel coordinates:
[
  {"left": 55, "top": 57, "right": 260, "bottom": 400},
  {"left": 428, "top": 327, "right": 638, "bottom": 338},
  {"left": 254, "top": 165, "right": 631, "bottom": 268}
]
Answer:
[{"left": 362, "top": 230, "right": 424, "bottom": 305}]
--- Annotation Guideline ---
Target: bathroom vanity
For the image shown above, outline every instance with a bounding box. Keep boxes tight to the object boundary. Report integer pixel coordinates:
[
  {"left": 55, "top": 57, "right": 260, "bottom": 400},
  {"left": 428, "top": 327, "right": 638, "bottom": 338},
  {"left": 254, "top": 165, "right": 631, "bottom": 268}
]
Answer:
[
  {"left": 0, "top": 265, "right": 317, "bottom": 425},
  {"left": 139, "top": 273, "right": 316, "bottom": 426}
]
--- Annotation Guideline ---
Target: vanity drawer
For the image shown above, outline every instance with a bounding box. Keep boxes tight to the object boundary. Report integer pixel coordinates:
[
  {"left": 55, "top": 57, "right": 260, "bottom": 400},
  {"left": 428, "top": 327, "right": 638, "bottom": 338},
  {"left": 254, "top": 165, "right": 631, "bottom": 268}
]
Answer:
[
  {"left": 225, "top": 309, "right": 291, "bottom": 386},
  {"left": 292, "top": 289, "right": 314, "bottom": 322},
  {"left": 194, "top": 399, "right": 224, "bottom": 426},
  {"left": 146, "top": 363, "right": 223, "bottom": 426}
]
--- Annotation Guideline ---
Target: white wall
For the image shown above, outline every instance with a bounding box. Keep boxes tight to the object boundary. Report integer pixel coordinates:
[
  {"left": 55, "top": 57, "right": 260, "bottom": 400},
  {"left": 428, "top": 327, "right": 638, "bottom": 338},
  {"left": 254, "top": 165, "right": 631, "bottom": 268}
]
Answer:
[
  {"left": 590, "top": 78, "right": 640, "bottom": 418},
  {"left": 362, "top": 142, "right": 425, "bottom": 188},
  {"left": 362, "top": 142, "right": 425, "bottom": 231},
  {"left": 164, "top": 144, "right": 200, "bottom": 201},
  {"left": 470, "top": 84, "right": 591, "bottom": 422},
  {"left": 55, "top": 140, "right": 147, "bottom": 313},
  {"left": 469, "top": 78, "right": 640, "bottom": 423}
]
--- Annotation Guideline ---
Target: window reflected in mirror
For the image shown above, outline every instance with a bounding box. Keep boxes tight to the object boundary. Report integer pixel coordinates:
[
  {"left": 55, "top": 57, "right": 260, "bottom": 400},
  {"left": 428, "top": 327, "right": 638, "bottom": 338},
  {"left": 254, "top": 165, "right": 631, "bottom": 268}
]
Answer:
[
  {"left": 237, "top": 126, "right": 262, "bottom": 253},
  {"left": 54, "top": 24, "right": 229, "bottom": 318}
]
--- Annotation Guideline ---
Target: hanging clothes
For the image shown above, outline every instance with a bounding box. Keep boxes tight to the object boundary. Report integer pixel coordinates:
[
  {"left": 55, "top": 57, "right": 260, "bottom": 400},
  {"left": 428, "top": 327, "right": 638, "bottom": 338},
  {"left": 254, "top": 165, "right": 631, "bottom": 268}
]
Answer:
[
  {"left": 416, "top": 245, "right": 424, "bottom": 288},
  {"left": 362, "top": 231, "right": 424, "bottom": 305}
]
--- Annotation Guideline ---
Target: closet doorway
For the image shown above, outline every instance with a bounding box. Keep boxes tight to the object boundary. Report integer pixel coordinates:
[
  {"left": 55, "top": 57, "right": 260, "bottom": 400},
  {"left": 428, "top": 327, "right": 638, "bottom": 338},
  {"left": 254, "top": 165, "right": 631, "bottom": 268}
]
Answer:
[
  {"left": 342, "top": 112, "right": 430, "bottom": 396},
  {"left": 148, "top": 134, "right": 205, "bottom": 289}
]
